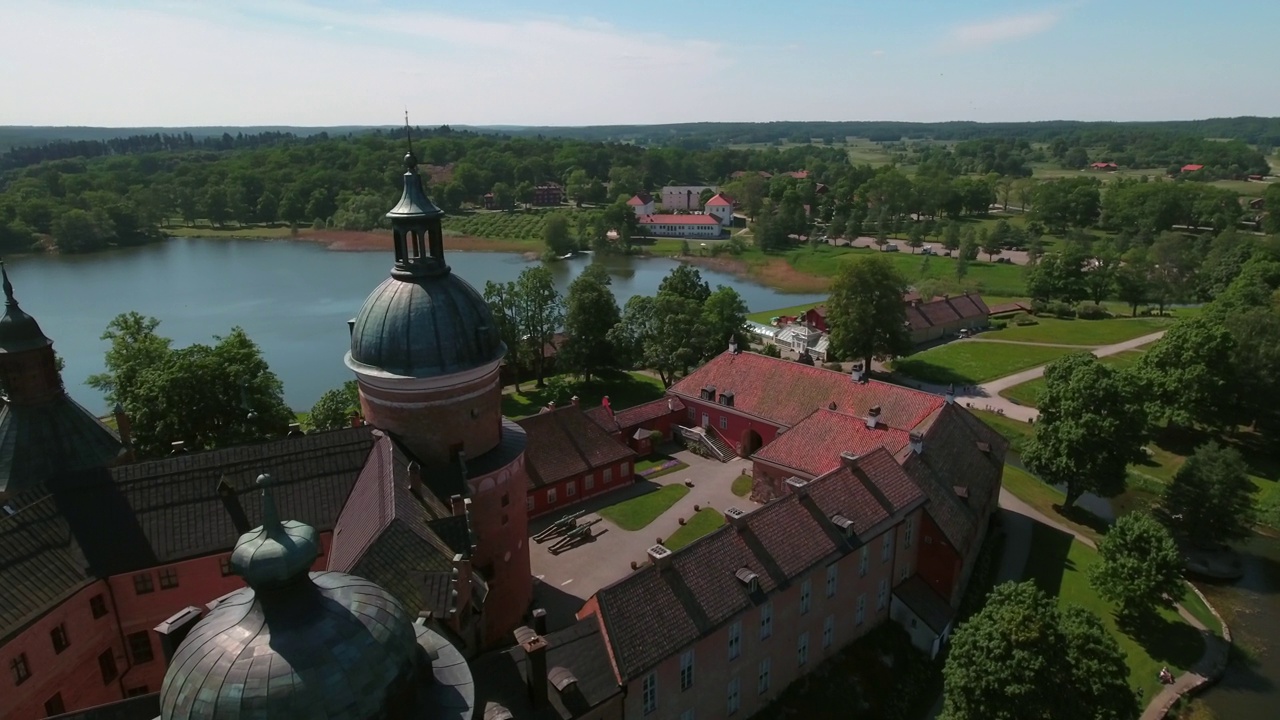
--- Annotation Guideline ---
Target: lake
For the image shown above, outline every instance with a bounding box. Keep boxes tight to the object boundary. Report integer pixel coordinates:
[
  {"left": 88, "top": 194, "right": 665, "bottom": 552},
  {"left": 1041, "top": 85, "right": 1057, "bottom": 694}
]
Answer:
[{"left": 6, "top": 237, "right": 823, "bottom": 413}]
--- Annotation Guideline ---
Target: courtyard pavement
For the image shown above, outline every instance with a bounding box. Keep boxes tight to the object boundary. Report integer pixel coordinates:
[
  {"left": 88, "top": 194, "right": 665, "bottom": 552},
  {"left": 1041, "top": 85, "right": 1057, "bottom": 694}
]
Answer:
[{"left": 529, "top": 445, "right": 758, "bottom": 631}]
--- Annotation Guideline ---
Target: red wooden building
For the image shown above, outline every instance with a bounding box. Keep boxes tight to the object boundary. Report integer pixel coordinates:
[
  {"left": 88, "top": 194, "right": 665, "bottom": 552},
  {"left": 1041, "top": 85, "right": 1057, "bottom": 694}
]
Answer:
[{"left": 516, "top": 403, "right": 638, "bottom": 519}]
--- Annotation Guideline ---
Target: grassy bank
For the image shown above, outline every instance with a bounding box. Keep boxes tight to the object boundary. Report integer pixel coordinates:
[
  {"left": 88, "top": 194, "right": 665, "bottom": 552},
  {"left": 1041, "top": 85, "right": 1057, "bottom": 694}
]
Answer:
[
  {"left": 599, "top": 484, "right": 689, "bottom": 531},
  {"left": 985, "top": 316, "right": 1173, "bottom": 346},
  {"left": 892, "top": 342, "right": 1074, "bottom": 385},
  {"left": 501, "top": 371, "right": 665, "bottom": 419},
  {"left": 664, "top": 507, "right": 726, "bottom": 550},
  {"left": 1000, "top": 350, "right": 1146, "bottom": 407}
]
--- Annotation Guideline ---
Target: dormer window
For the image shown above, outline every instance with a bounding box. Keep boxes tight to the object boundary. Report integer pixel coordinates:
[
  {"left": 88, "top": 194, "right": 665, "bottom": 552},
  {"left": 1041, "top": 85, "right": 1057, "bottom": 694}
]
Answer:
[{"left": 735, "top": 567, "right": 760, "bottom": 593}]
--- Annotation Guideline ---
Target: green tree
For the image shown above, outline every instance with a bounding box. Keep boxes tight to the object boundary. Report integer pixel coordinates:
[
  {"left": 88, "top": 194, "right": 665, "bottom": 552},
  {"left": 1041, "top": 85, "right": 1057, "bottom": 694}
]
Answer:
[
  {"left": 277, "top": 187, "right": 307, "bottom": 225},
  {"left": 942, "top": 220, "right": 961, "bottom": 251},
  {"left": 87, "top": 312, "right": 174, "bottom": 409},
  {"left": 543, "top": 213, "right": 575, "bottom": 257},
  {"left": 826, "top": 255, "right": 912, "bottom": 373},
  {"left": 658, "top": 264, "right": 712, "bottom": 304},
  {"left": 307, "top": 380, "right": 361, "bottom": 431},
  {"left": 702, "top": 286, "right": 750, "bottom": 359},
  {"left": 610, "top": 294, "right": 702, "bottom": 386},
  {"left": 1264, "top": 183, "right": 1280, "bottom": 234},
  {"left": 1132, "top": 316, "right": 1235, "bottom": 430},
  {"left": 1115, "top": 247, "right": 1152, "bottom": 316},
  {"left": 1161, "top": 441, "right": 1256, "bottom": 547},
  {"left": 979, "top": 226, "right": 1001, "bottom": 261},
  {"left": 483, "top": 280, "right": 527, "bottom": 391},
  {"left": 491, "top": 182, "right": 514, "bottom": 211},
  {"left": 941, "top": 581, "right": 1138, "bottom": 720},
  {"left": 514, "top": 266, "right": 564, "bottom": 387},
  {"left": 202, "top": 185, "right": 229, "bottom": 226},
  {"left": 51, "top": 208, "right": 112, "bottom": 253},
  {"left": 907, "top": 222, "right": 925, "bottom": 253},
  {"left": 565, "top": 168, "right": 592, "bottom": 206},
  {"left": 1089, "top": 512, "right": 1185, "bottom": 624},
  {"left": 1023, "top": 353, "right": 1148, "bottom": 508},
  {"left": 558, "top": 264, "right": 621, "bottom": 382},
  {"left": 256, "top": 189, "right": 279, "bottom": 224}
]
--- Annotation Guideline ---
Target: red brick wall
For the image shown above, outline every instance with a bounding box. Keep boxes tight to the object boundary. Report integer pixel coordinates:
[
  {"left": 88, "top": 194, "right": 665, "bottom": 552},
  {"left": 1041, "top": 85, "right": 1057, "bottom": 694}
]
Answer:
[
  {"left": 462, "top": 454, "right": 533, "bottom": 648},
  {"left": 528, "top": 459, "right": 635, "bottom": 520},
  {"left": 357, "top": 367, "right": 504, "bottom": 467},
  {"left": 677, "top": 398, "right": 782, "bottom": 456},
  {"left": 915, "top": 512, "right": 961, "bottom": 603}
]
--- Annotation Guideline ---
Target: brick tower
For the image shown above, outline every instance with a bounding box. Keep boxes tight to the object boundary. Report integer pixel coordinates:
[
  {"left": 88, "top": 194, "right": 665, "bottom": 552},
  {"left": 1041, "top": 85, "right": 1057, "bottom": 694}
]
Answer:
[{"left": 344, "top": 136, "right": 532, "bottom": 646}]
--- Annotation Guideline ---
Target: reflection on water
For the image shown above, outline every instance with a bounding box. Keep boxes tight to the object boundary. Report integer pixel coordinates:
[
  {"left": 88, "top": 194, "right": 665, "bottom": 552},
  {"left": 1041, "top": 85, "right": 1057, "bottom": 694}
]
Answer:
[
  {"left": 1199, "top": 534, "right": 1280, "bottom": 718},
  {"left": 7, "top": 238, "right": 823, "bottom": 412}
]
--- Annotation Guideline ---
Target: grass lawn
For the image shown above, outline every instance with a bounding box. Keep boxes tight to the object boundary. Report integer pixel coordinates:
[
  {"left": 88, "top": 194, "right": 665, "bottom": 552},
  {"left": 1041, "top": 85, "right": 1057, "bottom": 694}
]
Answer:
[
  {"left": 1000, "top": 350, "right": 1146, "bottom": 407},
  {"left": 663, "top": 507, "right": 726, "bottom": 550},
  {"left": 746, "top": 302, "right": 819, "bottom": 324},
  {"left": 892, "top": 342, "right": 1074, "bottom": 385},
  {"left": 972, "top": 410, "right": 1034, "bottom": 454},
  {"left": 1001, "top": 465, "right": 1108, "bottom": 544},
  {"left": 784, "top": 245, "right": 1030, "bottom": 297},
  {"left": 635, "top": 454, "right": 689, "bottom": 480},
  {"left": 1180, "top": 586, "right": 1223, "bottom": 638},
  {"left": 731, "top": 473, "right": 753, "bottom": 497},
  {"left": 985, "top": 316, "right": 1174, "bottom": 346},
  {"left": 1022, "top": 521, "right": 1204, "bottom": 702},
  {"left": 598, "top": 484, "right": 690, "bottom": 531},
  {"left": 501, "top": 370, "right": 665, "bottom": 418}
]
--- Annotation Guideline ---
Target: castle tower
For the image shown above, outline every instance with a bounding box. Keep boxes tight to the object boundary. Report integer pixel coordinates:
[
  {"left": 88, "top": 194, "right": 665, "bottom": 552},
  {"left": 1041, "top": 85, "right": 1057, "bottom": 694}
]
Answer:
[
  {"left": 344, "top": 136, "right": 533, "bottom": 646},
  {"left": 0, "top": 261, "right": 123, "bottom": 500}
]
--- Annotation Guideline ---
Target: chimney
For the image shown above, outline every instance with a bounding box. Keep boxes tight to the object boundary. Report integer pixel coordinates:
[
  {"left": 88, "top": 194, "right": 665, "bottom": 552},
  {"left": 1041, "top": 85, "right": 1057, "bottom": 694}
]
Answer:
[
  {"left": 287, "top": 422, "right": 304, "bottom": 437},
  {"left": 729, "top": 339, "right": 739, "bottom": 354},
  {"left": 532, "top": 608, "right": 548, "bottom": 636},
  {"left": 406, "top": 461, "right": 423, "bottom": 495},
  {"left": 349, "top": 411, "right": 364, "bottom": 428},
  {"left": 450, "top": 494, "right": 465, "bottom": 517},
  {"left": 547, "top": 400, "right": 556, "bottom": 410},
  {"left": 113, "top": 404, "right": 133, "bottom": 449},
  {"left": 909, "top": 431, "right": 924, "bottom": 455},
  {"left": 724, "top": 507, "right": 748, "bottom": 529},
  {"left": 571, "top": 395, "right": 580, "bottom": 407},
  {"left": 866, "top": 405, "right": 881, "bottom": 429},
  {"left": 850, "top": 364, "right": 865, "bottom": 383},
  {"left": 169, "top": 440, "right": 187, "bottom": 455},
  {"left": 667, "top": 398, "right": 676, "bottom": 412},
  {"left": 839, "top": 451, "right": 860, "bottom": 469},
  {"left": 945, "top": 384, "right": 956, "bottom": 405},
  {"left": 647, "top": 544, "right": 673, "bottom": 570},
  {"left": 785, "top": 476, "right": 809, "bottom": 496},
  {"left": 602, "top": 396, "right": 613, "bottom": 417},
  {"left": 154, "top": 607, "right": 203, "bottom": 663},
  {"left": 521, "top": 633, "right": 550, "bottom": 711},
  {"left": 953, "top": 486, "right": 970, "bottom": 505}
]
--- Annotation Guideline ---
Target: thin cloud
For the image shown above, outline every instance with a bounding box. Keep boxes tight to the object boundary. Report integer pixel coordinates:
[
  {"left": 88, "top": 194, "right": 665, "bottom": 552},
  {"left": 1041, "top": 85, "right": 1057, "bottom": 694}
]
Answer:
[
  {"left": 870, "top": 49, "right": 885, "bottom": 57},
  {"left": 948, "top": 10, "right": 1060, "bottom": 49}
]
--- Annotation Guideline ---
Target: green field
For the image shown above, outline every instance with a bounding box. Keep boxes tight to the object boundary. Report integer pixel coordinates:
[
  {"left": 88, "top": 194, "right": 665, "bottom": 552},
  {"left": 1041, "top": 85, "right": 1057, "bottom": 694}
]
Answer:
[
  {"left": 973, "top": 410, "right": 1034, "bottom": 453},
  {"left": 892, "top": 342, "right": 1074, "bottom": 385},
  {"left": 746, "top": 302, "right": 817, "bottom": 324},
  {"left": 999, "top": 350, "right": 1146, "bottom": 407},
  {"left": 986, "top": 316, "right": 1173, "bottom": 346},
  {"left": 501, "top": 371, "right": 665, "bottom": 418},
  {"left": 1022, "top": 521, "right": 1203, "bottom": 702},
  {"left": 441, "top": 210, "right": 553, "bottom": 242},
  {"left": 664, "top": 507, "right": 726, "bottom": 550},
  {"left": 780, "top": 245, "right": 1030, "bottom": 297},
  {"left": 598, "top": 484, "right": 690, "bottom": 531}
]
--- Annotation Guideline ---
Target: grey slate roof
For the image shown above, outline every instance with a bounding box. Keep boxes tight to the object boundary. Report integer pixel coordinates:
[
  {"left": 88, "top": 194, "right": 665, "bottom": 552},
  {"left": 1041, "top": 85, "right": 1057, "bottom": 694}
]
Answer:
[
  {"left": 0, "top": 490, "right": 95, "bottom": 643},
  {"left": 893, "top": 574, "right": 955, "bottom": 633},
  {"left": 0, "top": 394, "right": 123, "bottom": 495},
  {"left": 472, "top": 616, "right": 621, "bottom": 719},
  {"left": 516, "top": 405, "right": 636, "bottom": 489}
]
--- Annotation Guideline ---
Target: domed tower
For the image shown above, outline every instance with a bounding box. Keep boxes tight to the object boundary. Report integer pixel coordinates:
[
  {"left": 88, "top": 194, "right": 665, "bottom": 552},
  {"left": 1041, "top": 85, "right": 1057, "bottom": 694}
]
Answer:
[
  {"left": 345, "top": 138, "right": 532, "bottom": 646},
  {"left": 0, "top": 261, "right": 123, "bottom": 500},
  {"left": 160, "top": 475, "right": 475, "bottom": 720}
]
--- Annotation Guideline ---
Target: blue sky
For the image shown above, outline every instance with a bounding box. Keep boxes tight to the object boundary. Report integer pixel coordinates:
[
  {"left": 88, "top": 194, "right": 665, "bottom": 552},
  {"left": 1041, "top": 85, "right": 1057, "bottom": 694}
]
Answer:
[{"left": 0, "top": 0, "right": 1277, "bottom": 127}]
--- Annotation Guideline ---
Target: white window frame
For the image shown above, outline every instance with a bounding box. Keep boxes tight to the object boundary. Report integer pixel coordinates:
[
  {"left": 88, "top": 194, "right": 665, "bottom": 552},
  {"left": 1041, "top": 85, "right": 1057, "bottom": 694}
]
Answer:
[
  {"left": 719, "top": 415, "right": 728, "bottom": 429},
  {"left": 604, "top": 468, "right": 613, "bottom": 484},
  {"left": 797, "top": 631, "right": 810, "bottom": 667},
  {"left": 757, "top": 657, "right": 771, "bottom": 695},
  {"left": 822, "top": 615, "right": 834, "bottom": 648},
  {"left": 825, "top": 563, "right": 838, "bottom": 598},
  {"left": 759, "top": 602, "right": 773, "bottom": 640},
  {"left": 856, "top": 594, "right": 866, "bottom": 626},
  {"left": 547, "top": 488, "right": 557, "bottom": 504},
  {"left": 566, "top": 482, "right": 576, "bottom": 497},
  {"left": 877, "top": 579, "right": 888, "bottom": 610},
  {"left": 799, "top": 578, "right": 811, "bottom": 615},
  {"left": 728, "top": 621, "right": 741, "bottom": 660},
  {"left": 727, "top": 677, "right": 740, "bottom": 714},
  {"left": 643, "top": 672, "right": 657, "bottom": 715},
  {"left": 859, "top": 546, "right": 869, "bottom": 577},
  {"left": 585, "top": 473, "right": 595, "bottom": 491},
  {"left": 882, "top": 533, "right": 892, "bottom": 562},
  {"left": 680, "top": 649, "right": 695, "bottom": 691}
]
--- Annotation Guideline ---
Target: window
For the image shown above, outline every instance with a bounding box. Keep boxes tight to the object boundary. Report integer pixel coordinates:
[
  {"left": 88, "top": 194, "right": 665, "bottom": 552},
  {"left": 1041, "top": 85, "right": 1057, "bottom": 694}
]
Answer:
[
  {"left": 547, "top": 488, "right": 557, "bottom": 504},
  {"left": 622, "top": 461, "right": 630, "bottom": 476},
  {"left": 159, "top": 568, "right": 179, "bottom": 589},
  {"left": 822, "top": 615, "right": 834, "bottom": 648},
  {"left": 44, "top": 693, "right": 66, "bottom": 716},
  {"left": 904, "top": 516, "right": 914, "bottom": 549},
  {"left": 825, "top": 563, "right": 839, "bottom": 598},
  {"left": 585, "top": 474, "right": 595, "bottom": 491},
  {"left": 50, "top": 624, "right": 70, "bottom": 654},
  {"left": 566, "top": 482, "right": 576, "bottom": 497},
  {"left": 219, "top": 557, "right": 234, "bottom": 577},
  {"left": 877, "top": 579, "right": 888, "bottom": 610},
  {"left": 728, "top": 621, "right": 741, "bottom": 660},
  {"left": 757, "top": 657, "right": 771, "bottom": 695},
  {"left": 501, "top": 493, "right": 510, "bottom": 507},
  {"left": 133, "top": 572, "right": 154, "bottom": 595},
  {"left": 98, "top": 649, "right": 118, "bottom": 684},
  {"left": 856, "top": 595, "right": 866, "bottom": 626},
  {"left": 603, "top": 468, "right": 613, "bottom": 484},
  {"left": 859, "top": 546, "right": 869, "bottom": 577},
  {"left": 527, "top": 496, "right": 535, "bottom": 512},
  {"left": 719, "top": 415, "right": 727, "bottom": 430},
  {"left": 687, "top": 407, "right": 696, "bottom": 421},
  {"left": 642, "top": 672, "right": 657, "bottom": 715},
  {"left": 701, "top": 413, "right": 709, "bottom": 427},
  {"left": 759, "top": 602, "right": 773, "bottom": 640},
  {"left": 10, "top": 653, "right": 30, "bottom": 685},
  {"left": 680, "top": 649, "right": 695, "bottom": 690},
  {"left": 797, "top": 631, "right": 810, "bottom": 666},
  {"left": 799, "top": 578, "right": 811, "bottom": 615},
  {"left": 128, "top": 631, "right": 154, "bottom": 664},
  {"left": 882, "top": 533, "right": 893, "bottom": 563},
  {"left": 727, "top": 677, "right": 741, "bottom": 714},
  {"left": 90, "top": 593, "right": 108, "bottom": 618}
]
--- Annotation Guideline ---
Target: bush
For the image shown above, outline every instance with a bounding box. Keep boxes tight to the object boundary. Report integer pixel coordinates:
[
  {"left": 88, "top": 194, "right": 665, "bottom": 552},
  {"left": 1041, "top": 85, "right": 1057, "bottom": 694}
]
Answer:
[
  {"left": 1048, "top": 302, "right": 1077, "bottom": 319},
  {"left": 1014, "top": 314, "right": 1039, "bottom": 326},
  {"left": 990, "top": 320, "right": 1008, "bottom": 330},
  {"left": 1077, "top": 303, "right": 1110, "bottom": 320},
  {"left": 823, "top": 362, "right": 843, "bottom": 371}
]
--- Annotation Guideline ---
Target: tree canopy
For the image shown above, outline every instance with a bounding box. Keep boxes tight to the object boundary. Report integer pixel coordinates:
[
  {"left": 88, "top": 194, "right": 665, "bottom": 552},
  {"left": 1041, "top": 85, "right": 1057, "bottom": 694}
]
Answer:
[
  {"left": 1089, "top": 512, "right": 1185, "bottom": 624},
  {"left": 559, "top": 264, "right": 621, "bottom": 382},
  {"left": 1160, "top": 441, "right": 1256, "bottom": 547},
  {"left": 825, "top": 255, "right": 912, "bottom": 370}
]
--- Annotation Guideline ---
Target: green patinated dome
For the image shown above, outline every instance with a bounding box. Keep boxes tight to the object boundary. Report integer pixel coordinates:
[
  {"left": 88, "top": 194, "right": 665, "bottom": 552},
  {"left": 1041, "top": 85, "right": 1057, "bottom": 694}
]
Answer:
[{"left": 0, "top": 261, "right": 51, "bottom": 353}]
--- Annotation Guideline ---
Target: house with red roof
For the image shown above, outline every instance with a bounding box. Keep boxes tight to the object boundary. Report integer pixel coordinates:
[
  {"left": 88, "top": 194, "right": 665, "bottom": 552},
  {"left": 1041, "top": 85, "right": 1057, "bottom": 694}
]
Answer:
[
  {"left": 586, "top": 396, "right": 686, "bottom": 454},
  {"left": 637, "top": 213, "right": 723, "bottom": 239},
  {"left": 516, "top": 402, "right": 638, "bottom": 519},
  {"left": 703, "top": 192, "right": 735, "bottom": 226},
  {"left": 904, "top": 293, "right": 990, "bottom": 344},
  {"left": 1181, "top": 164, "right": 1205, "bottom": 173},
  {"left": 626, "top": 192, "right": 655, "bottom": 216},
  {"left": 1089, "top": 162, "right": 1118, "bottom": 171}
]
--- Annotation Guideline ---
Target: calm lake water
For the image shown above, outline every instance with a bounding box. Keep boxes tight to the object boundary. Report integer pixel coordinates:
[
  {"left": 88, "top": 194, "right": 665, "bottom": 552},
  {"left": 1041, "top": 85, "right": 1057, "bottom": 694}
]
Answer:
[{"left": 6, "top": 237, "right": 822, "bottom": 413}]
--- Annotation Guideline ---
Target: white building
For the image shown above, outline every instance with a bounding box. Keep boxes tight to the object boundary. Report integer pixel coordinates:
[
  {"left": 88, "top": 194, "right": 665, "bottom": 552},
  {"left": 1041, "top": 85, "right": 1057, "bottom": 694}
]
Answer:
[
  {"left": 626, "top": 193, "right": 655, "bottom": 216},
  {"left": 661, "top": 185, "right": 715, "bottom": 211},
  {"left": 637, "top": 214, "right": 722, "bottom": 238},
  {"left": 704, "top": 192, "right": 734, "bottom": 226}
]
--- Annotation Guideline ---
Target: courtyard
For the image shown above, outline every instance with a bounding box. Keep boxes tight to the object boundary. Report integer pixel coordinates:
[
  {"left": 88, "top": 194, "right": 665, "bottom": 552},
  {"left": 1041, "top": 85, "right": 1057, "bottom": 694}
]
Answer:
[{"left": 529, "top": 444, "right": 757, "bottom": 630}]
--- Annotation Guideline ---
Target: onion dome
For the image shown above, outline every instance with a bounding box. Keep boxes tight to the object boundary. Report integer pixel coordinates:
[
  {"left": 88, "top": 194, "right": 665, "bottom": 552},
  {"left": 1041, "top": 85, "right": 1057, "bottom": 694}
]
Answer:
[
  {"left": 345, "top": 142, "right": 504, "bottom": 380},
  {"left": 159, "top": 475, "right": 425, "bottom": 720},
  {"left": 0, "top": 260, "right": 51, "bottom": 353}
]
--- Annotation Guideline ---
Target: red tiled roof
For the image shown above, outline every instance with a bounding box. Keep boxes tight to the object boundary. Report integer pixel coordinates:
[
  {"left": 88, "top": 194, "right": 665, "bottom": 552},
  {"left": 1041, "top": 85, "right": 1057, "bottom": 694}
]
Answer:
[
  {"left": 753, "top": 409, "right": 911, "bottom": 478},
  {"left": 670, "top": 351, "right": 944, "bottom": 431},
  {"left": 904, "top": 294, "right": 989, "bottom": 332},
  {"left": 1181, "top": 164, "right": 1204, "bottom": 172},
  {"left": 638, "top": 214, "right": 721, "bottom": 226},
  {"left": 516, "top": 405, "right": 636, "bottom": 488},
  {"left": 786, "top": 170, "right": 810, "bottom": 179},
  {"left": 988, "top": 301, "right": 1031, "bottom": 316},
  {"left": 626, "top": 193, "right": 653, "bottom": 206},
  {"left": 615, "top": 397, "right": 684, "bottom": 428},
  {"left": 705, "top": 193, "right": 733, "bottom": 207},
  {"left": 590, "top": 447, "right": 922, "bottom": 680}
]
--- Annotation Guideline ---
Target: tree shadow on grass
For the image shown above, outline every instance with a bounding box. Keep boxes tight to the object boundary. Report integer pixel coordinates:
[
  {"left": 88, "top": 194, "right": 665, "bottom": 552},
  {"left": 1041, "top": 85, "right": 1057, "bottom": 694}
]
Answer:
[
  {"left": 1121, "top": 611, "right": 1206, "bottom": 672},
  {"left": 890, "top": 359, "right": 975, "bottom": 386},
  {"left": 1024, "top": 521, "right": 1075, "bottom": 597},
  {"left": 1053, "top": 503, "right": 1112, "bottom": 538}
]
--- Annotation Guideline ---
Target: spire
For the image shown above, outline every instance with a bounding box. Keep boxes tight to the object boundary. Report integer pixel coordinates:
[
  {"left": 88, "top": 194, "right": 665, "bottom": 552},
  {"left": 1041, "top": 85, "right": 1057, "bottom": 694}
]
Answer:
[
  {"left": 258, "top": 473, "right": 282, "bottom": 533},
  {"left": 0, "top": 258, "right": 51, "bottom": 353},
  {"left": 386, "top": 116, "right": 447, "bottom": 277},
  {"left": 1, "top": 259, "right": 15, "bottom": 306},
  {"left": 403, "top": 108, "right": 417, "bottom": 170},
  {"left": 229, "top": 473, "right": 320, "bottom": 591}
]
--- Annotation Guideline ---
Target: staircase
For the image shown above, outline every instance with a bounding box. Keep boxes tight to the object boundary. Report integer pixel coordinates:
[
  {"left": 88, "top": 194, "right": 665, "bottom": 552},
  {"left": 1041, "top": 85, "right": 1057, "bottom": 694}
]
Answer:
[{"left": 676, "top": 425, "right": 737, "bottom": 463}]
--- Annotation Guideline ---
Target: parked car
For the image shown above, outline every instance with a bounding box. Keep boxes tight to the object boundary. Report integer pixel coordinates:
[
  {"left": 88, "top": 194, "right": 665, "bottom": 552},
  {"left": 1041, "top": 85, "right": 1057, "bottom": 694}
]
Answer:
[
  {"left": 921, "top": 246, "right": 934, "bottom": 255},
  {"left": 884, "top": 243, "right": 900, "bottom": 252},
  {"left": 996, "top": 257, "right": 1014, "bottom": 264}
]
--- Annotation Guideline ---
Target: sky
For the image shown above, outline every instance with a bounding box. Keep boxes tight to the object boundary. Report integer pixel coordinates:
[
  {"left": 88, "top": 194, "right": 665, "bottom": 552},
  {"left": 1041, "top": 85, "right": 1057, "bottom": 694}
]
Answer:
[{"left": 1, "top": 0, "right": 1277, "bottom": 128}]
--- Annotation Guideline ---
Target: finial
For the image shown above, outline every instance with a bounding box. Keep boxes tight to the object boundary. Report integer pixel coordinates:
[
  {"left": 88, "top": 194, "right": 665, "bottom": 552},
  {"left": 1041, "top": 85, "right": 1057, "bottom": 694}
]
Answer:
[
  {"left": 1, "top": 259, "right": 15, "bottom": 306},
  {"left": 257, "top": 473, "right": 282, "bottom": 532},
  {"left": 403, "top": 110, "right": 418, "bottom": 171}
]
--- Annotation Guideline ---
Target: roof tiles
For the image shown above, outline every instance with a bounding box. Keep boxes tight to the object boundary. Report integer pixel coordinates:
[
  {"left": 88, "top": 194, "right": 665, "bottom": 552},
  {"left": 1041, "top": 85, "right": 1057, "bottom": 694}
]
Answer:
[
  {"left": 753, "top": 409, "right": 911, "bottom": 478},
  {"left": 517, "top": 406, "right": 636, "bottom": 489}
]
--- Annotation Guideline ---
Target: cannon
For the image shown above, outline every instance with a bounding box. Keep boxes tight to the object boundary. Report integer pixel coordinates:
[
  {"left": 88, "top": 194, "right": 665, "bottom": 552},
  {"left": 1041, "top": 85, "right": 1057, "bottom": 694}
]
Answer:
[
  {"left": 548, "top": 518, "right": 603, "bottom": 555},
  {"left": 533, "top": 510, "right": 586, "bottom": 543}
]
